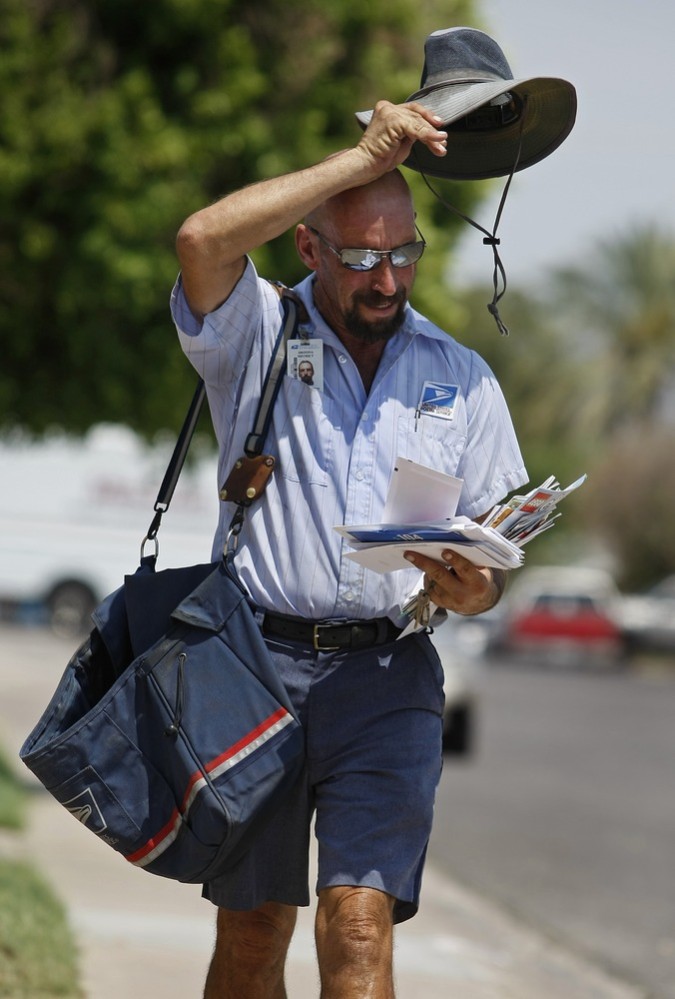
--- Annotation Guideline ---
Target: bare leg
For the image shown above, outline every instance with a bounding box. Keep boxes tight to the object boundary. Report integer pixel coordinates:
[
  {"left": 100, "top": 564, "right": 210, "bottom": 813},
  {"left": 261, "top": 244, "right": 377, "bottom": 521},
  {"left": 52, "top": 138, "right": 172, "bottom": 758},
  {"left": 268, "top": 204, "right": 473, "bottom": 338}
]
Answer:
[
  {"left": 315, "top": 885, "right": 396, "bottom": 999},
  {"left": 203, "top": 902, "right": 297, "bottom": 999}
]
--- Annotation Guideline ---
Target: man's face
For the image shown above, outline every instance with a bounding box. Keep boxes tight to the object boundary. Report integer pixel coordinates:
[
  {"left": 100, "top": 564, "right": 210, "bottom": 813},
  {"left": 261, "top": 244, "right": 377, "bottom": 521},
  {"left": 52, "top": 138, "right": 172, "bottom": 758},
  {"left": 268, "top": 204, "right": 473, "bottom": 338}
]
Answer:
[
  {"left": 301, "top": 181, "right": 418, "bottom": 347},
  {"left": 298, "top": 361, "right": 314, "bottom": 384},
  {"left": 313, "top": 228, "right": 416, "bottom": 345}
]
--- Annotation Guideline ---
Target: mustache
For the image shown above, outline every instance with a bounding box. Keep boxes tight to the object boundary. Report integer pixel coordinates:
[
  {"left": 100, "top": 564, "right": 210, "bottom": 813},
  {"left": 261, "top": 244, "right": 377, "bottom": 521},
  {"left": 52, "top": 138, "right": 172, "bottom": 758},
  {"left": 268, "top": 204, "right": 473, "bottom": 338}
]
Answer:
[{"left": 352, "top": 288, "right": 407, "bottom": 310}]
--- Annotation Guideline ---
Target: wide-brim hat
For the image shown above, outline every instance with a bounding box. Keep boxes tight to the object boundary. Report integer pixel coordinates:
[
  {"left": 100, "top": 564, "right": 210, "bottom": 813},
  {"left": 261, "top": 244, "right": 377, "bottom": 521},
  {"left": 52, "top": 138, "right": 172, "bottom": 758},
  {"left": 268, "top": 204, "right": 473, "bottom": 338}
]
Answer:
[{"left": 355, "top": 27, "right": 577, "bottom": 181}]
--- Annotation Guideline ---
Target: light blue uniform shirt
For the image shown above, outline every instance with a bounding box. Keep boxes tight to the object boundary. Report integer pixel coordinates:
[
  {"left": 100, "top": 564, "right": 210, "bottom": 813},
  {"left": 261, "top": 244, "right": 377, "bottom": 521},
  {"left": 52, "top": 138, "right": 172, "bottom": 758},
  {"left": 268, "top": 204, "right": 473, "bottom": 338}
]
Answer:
[{"left": 171, "top": 260, "right": 527, "bottom": 624}]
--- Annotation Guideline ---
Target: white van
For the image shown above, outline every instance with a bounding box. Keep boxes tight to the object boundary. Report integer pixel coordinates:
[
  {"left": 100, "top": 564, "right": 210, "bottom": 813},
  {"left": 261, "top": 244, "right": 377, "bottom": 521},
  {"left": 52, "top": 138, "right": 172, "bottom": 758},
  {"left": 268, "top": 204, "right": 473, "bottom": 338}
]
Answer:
[{"left": 0, "top": 425, "right": 220, "bottom": 635}]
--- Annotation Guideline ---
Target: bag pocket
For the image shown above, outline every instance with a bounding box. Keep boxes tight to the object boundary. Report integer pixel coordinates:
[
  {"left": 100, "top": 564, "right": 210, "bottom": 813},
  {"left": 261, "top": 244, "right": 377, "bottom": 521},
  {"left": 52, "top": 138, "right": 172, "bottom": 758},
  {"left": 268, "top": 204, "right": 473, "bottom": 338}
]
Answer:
[
  {"left": 137, "top": 634, "right": 305, "bottom": 882},
  {"left": 49, "top": 765, "right": 141, "bottom": 849}
]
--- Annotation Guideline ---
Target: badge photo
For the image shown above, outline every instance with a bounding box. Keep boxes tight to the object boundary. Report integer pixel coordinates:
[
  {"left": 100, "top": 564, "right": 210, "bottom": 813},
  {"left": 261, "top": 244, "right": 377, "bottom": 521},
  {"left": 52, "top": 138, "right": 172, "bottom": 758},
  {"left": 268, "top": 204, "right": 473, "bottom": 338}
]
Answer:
[{"left": 287, "top": 339, "right": 324, "bottom": 392}]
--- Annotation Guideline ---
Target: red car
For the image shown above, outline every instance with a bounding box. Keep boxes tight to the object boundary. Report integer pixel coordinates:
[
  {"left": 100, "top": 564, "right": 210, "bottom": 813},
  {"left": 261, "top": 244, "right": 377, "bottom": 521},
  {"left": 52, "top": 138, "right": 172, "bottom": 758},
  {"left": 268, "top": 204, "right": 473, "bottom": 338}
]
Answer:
[{"left": 494, "top": 569, "right": 626, "bottom": 664}]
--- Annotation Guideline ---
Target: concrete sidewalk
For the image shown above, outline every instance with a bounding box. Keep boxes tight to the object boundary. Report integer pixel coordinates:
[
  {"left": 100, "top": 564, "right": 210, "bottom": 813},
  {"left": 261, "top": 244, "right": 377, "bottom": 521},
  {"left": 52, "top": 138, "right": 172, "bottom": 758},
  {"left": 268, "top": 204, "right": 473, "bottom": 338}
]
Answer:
[
  {"left": 1, "top": 624, "right": 645, "bottom": 997},
  {"left": 11, "top": 793, "right": 643, "bottom": 999}
]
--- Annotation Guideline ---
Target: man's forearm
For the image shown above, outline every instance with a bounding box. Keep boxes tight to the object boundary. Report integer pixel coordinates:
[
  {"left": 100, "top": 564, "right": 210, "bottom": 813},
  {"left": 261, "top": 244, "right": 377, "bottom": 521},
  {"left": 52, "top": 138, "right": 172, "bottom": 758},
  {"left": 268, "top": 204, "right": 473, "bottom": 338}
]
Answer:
[
  {"left": 175, "top": 147, "right": 375, "bottom": 316},
  {"left": 180, "top": 148, "right": 373, "bottom": 262},
  {"left": 174, "top": 101, "right": 448, "bottom": 318}
]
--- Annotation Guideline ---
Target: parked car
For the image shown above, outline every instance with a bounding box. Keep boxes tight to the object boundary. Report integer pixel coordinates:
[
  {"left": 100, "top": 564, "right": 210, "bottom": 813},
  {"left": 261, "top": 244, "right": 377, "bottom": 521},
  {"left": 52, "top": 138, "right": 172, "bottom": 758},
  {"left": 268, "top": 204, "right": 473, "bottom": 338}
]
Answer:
[
  {"left": 490, "top": 566, "right": 626, "bottom": 666},
  {"left": 0, "top": 426, "right": 219, "bottom": 636},
  {"left": 430, "top": 614, "right": 492, "bottom": 757},
  {"left": 619, "top": 574, "right": 675, "bottom": 654}
]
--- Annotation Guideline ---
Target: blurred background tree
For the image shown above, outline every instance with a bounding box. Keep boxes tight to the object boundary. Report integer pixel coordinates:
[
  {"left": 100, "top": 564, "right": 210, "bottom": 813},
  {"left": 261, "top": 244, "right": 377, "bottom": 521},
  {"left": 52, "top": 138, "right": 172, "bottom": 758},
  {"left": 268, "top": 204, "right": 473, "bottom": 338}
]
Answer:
[
  {"left": 580, "top": 424, "right": 675, "bottom": 590},
  {"left": 547, "top": 225, "right": 675, "bottom": 588},
  {"left": 549, "top": 224, "right": 675, "bottom": 438},
  {"left": 455, "top": 223, "right": 675, "bottom": 588},
  {"left": 0, "top": 0, "right": 479, "bottom": 435}
]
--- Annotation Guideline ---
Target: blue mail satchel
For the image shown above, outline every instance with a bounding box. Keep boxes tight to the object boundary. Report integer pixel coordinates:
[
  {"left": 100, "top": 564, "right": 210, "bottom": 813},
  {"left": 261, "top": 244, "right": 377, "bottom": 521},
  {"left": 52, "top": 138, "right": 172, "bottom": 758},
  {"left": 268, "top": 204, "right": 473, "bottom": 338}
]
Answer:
[
  {"left": 20, "top": 291, "right": 306, "bottom": 882},
  {"left": 20, "top": 554, "right": 304, "bottom": 882}
]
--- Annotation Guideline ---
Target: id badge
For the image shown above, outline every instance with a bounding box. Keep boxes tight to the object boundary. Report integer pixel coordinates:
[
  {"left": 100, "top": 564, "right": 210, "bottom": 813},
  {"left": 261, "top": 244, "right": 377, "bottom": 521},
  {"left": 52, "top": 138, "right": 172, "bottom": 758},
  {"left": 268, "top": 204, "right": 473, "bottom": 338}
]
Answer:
[{"left": 287, "top": 339, "right": 324, "bottom": 391}]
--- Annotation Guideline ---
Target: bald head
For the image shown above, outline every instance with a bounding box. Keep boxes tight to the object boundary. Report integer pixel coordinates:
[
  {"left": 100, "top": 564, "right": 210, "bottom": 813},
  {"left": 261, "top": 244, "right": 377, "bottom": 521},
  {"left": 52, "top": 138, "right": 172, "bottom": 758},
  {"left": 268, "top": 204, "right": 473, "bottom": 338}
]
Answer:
[{"left": 306, "top": 170, "right": 414, "bottom": 241}]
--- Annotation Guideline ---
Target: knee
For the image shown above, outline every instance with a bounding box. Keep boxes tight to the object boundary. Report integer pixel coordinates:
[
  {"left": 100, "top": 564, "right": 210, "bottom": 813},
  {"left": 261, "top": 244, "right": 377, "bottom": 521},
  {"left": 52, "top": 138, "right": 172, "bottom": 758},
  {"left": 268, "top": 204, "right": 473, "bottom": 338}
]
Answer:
[
  {"left": 317, "top": 886, "right": 395, "bottom": 964},
  {"left": 214, "top": 902, "right": 297, "bottom": 967},
  {"left": 205, "top": 903, "right": 297, "bottom": 997}
]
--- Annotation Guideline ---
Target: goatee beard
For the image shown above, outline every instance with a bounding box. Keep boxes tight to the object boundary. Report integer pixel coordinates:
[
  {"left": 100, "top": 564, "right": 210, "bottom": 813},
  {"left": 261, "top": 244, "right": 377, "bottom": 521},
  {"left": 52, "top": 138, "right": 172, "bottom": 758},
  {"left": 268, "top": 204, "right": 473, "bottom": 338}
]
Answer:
[{"left": 344, "top": 289, "right": 407, "bottom": 344}]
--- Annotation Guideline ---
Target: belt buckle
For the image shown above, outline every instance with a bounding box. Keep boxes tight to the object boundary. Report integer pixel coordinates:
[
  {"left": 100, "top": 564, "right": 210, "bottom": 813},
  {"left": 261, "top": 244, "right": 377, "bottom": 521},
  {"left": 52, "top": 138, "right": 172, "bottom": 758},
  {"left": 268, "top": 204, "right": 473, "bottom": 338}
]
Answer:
[{"left": 313, "top": 624, "right": 341, "bottom": 652}]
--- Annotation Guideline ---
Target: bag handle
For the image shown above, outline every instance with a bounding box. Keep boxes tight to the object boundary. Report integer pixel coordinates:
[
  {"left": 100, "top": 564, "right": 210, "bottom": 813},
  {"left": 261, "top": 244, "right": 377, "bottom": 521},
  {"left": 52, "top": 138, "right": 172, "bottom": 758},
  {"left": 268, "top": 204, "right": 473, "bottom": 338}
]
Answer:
[{"left": 142, "top": 288, "right": 303, "bottom": 559}]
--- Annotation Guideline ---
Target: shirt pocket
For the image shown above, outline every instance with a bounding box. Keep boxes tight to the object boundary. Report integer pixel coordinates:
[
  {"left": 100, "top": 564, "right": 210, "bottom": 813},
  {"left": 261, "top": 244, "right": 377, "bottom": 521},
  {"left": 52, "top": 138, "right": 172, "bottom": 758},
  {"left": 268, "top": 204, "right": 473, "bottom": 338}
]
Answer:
[
  {"left": 275, "top": 379, "right": 335, "bottom": 486},
  {"left": 397, "top": 413, "right": 467, "bottom": 476}
]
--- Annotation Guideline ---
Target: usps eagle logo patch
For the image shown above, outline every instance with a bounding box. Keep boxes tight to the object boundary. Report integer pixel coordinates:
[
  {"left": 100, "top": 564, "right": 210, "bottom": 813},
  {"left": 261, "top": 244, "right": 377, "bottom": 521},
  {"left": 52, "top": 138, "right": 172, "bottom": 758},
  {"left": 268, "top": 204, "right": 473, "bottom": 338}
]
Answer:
[
  {"left": 63, "top": 787, "right": 108, "bottom": 835},
  {"left": 417, "top": 381, "right": 459, "bottom": 421}
]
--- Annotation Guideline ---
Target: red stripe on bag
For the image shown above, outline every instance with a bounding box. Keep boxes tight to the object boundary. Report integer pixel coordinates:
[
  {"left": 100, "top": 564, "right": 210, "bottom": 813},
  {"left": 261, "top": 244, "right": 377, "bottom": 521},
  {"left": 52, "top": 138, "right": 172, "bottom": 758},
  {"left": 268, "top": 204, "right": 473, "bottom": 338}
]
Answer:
[
  {"left": 125, "top": 707, "right": 294, "bottom": 868},
  {"left": 203, "top": 705, "right": 290, "bottom": 782},
  {"left": 125, "top": 807, "right": 182, "bottom": 867}
]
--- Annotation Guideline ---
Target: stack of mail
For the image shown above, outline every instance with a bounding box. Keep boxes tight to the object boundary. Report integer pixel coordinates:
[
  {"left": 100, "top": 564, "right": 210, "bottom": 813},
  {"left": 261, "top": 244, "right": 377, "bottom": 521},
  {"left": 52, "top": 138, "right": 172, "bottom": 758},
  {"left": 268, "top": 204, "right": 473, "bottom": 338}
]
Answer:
[
  {"left": 337, "top": 516, "right": 524, "bottom": 571},
  {"left": 335, "top": 460, "right": 586, "bottom": 575},
  {"left": 481, "top": 473, "right": 587, "bottom": 548}
]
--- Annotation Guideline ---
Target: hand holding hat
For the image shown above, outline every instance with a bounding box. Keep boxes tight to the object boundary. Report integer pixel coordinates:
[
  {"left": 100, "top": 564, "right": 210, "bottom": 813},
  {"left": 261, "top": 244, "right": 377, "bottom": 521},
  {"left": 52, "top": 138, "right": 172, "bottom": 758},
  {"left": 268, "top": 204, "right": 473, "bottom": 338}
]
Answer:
[
  {"left": 354, "top": 99, "right": 449, "bottom": 176},
  {"left": 356, "top": 27, "right": 577, "bottom": 180}
]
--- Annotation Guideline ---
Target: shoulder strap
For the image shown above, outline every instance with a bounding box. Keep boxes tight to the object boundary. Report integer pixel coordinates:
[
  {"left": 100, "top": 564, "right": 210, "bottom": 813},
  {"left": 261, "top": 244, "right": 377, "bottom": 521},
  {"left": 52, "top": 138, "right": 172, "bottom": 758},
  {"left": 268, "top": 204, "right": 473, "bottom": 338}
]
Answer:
[
  {"left": 244, "top": 290, "right": 303, "bottom": 457},
  {"left": 143, "top": 289, "right": 302, "bottom": 553},
  {"left": 143, "top": 379, "right": 206, "bottom": 552}
]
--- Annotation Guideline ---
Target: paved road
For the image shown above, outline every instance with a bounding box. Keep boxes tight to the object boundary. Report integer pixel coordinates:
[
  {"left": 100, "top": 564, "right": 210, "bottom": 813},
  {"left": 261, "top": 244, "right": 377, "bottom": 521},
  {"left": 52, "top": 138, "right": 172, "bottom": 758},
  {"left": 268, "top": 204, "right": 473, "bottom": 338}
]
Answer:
[{"left": 430, "top": 657, "right": 675, "bottom": 999}]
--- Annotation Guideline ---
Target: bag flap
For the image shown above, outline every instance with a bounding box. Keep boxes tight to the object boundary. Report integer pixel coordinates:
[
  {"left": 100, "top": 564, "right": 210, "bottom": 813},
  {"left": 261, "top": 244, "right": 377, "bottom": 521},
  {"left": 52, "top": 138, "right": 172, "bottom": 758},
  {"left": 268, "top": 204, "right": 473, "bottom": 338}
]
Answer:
[
  {"left": 124, "top": 561, "right": 219, "bottom": 659},
  {"left": 91, "top": 578, "right": 137, "bottom": 670},
  {"left": 171, "top": 559, "right": 298, "bottom": 716},
  {"left": 170, "top": 559, "right": 247, "bottom": 632}
]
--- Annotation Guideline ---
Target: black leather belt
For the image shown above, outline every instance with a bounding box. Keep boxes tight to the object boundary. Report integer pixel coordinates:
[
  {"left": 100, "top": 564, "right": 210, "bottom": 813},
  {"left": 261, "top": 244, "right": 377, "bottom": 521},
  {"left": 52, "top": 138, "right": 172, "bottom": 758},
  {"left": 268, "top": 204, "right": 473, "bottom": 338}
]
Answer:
[{"left": 261, "top": 612, "right": 401, "bottom": 651}]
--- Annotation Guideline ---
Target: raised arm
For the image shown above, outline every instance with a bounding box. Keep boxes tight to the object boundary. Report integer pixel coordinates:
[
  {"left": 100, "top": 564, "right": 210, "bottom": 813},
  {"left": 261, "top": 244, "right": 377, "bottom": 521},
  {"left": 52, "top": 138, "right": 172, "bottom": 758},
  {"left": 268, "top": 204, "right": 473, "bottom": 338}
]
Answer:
[{"left": 175, "top": 101, "right": 448, "bottom": 319}]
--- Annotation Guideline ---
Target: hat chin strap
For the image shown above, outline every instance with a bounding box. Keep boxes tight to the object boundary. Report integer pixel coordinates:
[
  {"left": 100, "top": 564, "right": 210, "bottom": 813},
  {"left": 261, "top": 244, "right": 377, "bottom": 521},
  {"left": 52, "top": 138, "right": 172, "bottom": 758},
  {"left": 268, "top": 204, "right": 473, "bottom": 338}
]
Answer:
[{"left": 413, "top": 96, "right": 527, "bottom": 336}]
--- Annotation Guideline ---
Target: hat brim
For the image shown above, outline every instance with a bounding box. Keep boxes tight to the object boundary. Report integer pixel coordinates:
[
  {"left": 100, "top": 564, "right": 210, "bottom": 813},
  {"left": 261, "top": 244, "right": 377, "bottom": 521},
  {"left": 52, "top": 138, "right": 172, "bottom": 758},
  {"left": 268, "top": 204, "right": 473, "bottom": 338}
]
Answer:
[{"left": 355, "top": 76, "right": 577, "bottom": 181}]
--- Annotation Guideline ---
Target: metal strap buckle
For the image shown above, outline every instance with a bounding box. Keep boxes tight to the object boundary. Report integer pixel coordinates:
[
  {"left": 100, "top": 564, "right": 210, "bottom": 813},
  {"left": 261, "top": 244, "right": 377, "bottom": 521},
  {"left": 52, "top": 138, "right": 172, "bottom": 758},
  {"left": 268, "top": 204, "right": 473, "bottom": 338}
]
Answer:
[{"left": 313, "top": 624, "right": 341, "bottom": 652}]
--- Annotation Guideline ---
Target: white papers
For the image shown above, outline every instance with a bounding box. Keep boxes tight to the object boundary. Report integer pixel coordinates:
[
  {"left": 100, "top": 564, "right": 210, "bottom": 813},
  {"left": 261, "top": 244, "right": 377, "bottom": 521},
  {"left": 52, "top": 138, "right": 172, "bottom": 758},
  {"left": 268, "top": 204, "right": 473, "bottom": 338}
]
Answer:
[
  {"left": 335, "top": 460, "right": 586, "bottom": 576},
  {"left": 381, "top": 458, "right": 462, "bottom": 524},
  {"left": 337, "top": 518, "right": 523, "bottom": 571}
]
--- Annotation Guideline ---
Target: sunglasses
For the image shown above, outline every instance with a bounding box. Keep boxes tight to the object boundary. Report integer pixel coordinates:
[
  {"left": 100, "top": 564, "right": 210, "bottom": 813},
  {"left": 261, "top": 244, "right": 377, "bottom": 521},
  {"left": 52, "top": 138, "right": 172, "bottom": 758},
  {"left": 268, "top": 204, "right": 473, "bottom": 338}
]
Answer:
[{"left": 307, "top": 225, "right": 426, "bottom": 271}]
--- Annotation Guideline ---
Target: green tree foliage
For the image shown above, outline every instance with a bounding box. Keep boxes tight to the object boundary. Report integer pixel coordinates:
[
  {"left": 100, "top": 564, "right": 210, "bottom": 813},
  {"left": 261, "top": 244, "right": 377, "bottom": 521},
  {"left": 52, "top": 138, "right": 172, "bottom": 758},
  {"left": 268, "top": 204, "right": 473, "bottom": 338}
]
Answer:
[
  {"left": 546, "top": 225, "right": 675, "bottom": 587},
  {"left": 454, "top": 223, "right": 675, "bottom": 587},
  {"left": 454, "top": 225, "right": 675, "bottom": 586},
  {"left": 551, "top": 224, "right": 675, "bottom": 438},
  {"left": 582, "top": 425, "right": 675, "bottom": 590},
  {"left": 456, "top": 224, "right": 675, "bottom": 468},
  {"left": 0, "top": 0, "right": 479, "bottom": 436},
  {"left": 451, "top": 284, "right": 585, "bottom": 489}
]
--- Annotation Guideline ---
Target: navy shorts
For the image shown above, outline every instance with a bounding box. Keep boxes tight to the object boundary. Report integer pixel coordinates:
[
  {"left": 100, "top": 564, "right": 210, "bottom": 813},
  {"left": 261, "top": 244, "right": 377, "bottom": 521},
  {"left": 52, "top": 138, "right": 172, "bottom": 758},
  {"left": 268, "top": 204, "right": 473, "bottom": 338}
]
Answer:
[{"left": 202, "top": 629, "right": 444, "bottom": 924}]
